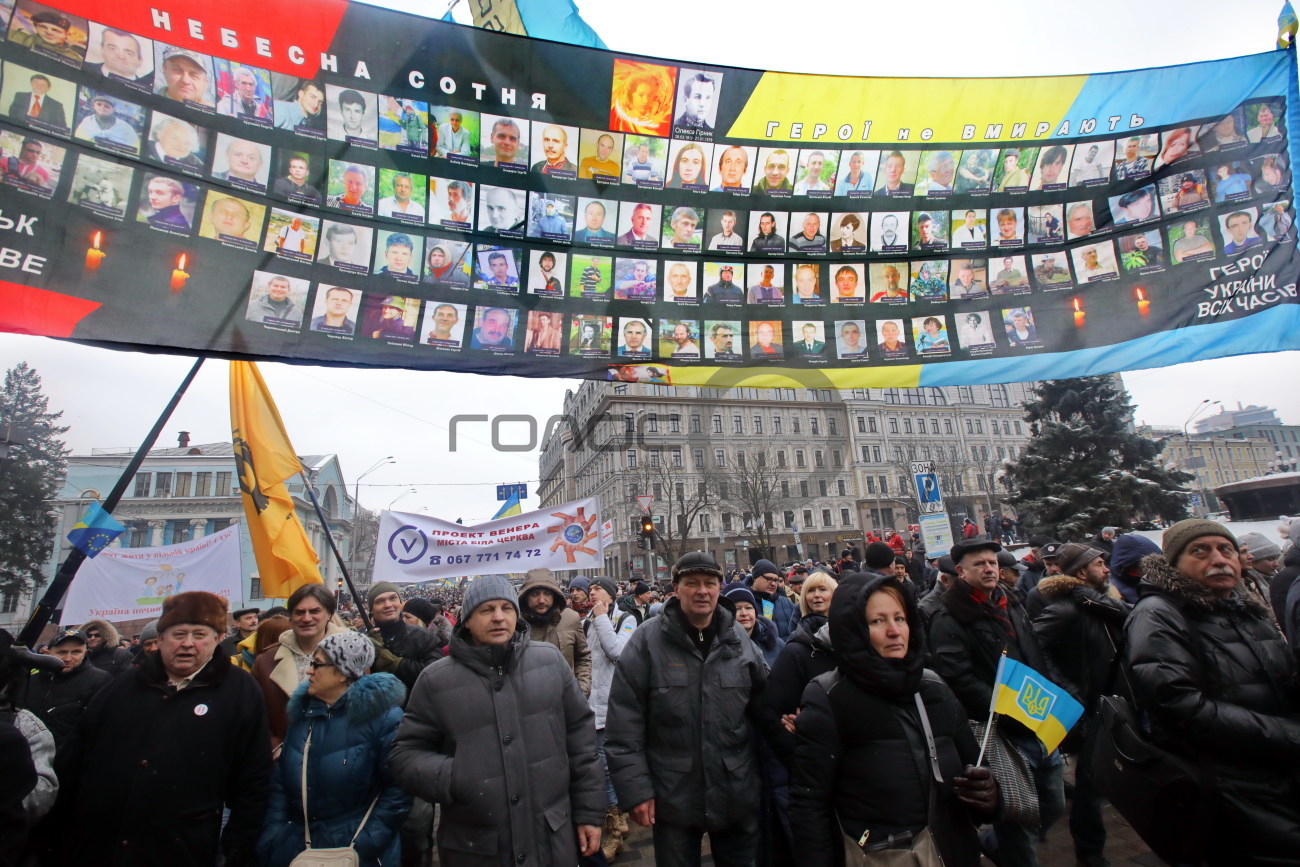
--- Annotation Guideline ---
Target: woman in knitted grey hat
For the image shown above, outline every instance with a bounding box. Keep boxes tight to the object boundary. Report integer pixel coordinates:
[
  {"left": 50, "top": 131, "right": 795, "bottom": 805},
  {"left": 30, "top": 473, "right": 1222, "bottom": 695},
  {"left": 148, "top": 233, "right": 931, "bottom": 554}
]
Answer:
[{"left": 257, "top": 630, "right": 410, "bottom": 866}]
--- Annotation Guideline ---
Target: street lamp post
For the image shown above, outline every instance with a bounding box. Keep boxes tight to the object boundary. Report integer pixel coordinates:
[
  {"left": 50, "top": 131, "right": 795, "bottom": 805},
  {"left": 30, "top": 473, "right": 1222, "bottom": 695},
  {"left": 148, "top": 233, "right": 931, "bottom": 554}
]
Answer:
[
  {"left": 349, "top": 456, "right": 394, "bottom": 585},
  {"left": 1181, "top": 400, "right": 1222, "bottom": 516},
  {"left": 388, "top": 488, "right": 417, "bottom": 509}
]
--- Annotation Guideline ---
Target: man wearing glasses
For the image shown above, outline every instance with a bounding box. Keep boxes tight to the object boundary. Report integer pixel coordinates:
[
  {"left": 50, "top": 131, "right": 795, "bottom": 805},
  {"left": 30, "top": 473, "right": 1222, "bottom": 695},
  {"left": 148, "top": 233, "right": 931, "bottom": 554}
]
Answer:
[{"left": 78, "top": 617, "right": 133, "bottom": 675}]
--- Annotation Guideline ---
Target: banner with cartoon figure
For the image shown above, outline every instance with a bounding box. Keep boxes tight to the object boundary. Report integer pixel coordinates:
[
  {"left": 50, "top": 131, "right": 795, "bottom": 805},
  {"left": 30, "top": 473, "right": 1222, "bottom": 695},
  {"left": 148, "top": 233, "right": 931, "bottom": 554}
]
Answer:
[
  {"left": 0, "top": 0, "right": 1297, "bottom": 389},
  {"left": 60, "top": 524, "right": 242, "bottom": 623},
  {"left": 373, "top": 497, "right": 604, "bottom": 582}
]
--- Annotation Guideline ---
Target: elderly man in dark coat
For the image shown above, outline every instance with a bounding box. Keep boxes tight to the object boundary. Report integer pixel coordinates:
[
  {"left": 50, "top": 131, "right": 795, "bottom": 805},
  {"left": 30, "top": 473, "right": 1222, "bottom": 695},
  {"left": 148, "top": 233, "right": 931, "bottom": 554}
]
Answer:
[
  {"left": 389, "top": 574, "right": 605, "bottom": 866},
  {"left": 1125, "top": 519, "right": 1300, "bottom": 866},
  {"left": 61, "top": 591, "right": 271, "bottom": 866}
]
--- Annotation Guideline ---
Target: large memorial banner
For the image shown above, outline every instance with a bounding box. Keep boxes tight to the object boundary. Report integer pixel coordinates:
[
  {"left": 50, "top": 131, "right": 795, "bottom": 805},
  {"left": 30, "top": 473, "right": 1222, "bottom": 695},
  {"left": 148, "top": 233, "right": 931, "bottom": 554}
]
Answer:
[{"left": 0, "top": 0, "right": 1296, "bottom": 389}]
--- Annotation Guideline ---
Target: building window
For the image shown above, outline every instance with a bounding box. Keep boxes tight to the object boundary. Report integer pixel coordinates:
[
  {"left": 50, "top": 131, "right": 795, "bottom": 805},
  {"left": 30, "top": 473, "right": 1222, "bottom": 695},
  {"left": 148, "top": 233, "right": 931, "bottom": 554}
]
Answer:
[
  {"left": 170, "top": 523, "right": 191, "bottom": 544},
  {"left": 647, "top": 413, "right": 658, "bottom": 432},
  {"left": 833, "top": 450, "right": 843, "bottom": 468},
  {"left": 861, "top": 445, "right": 871, "bottom": 462},
  {"left": 700, "top": 514, "right": 711, "bottom": 533},
  {"left": 653, "top": 483, "right": 663, "bottom": 499},
  {"left": 884, "top": 389, "right": 900, "bottom": 404},
  {"left": 811, "top": 417, "right": 820, "bottom": 435},
  {"left": 713, "top": 414, "right": 723, "bottom": 433},
  {"left": 627, "top": 450, "right": 638, "bottom": 468},
  {"left": 931, "top": 419, "right": 940, "bottom": 434},
  {"left": 903, "top": 419, "right": 913, "bottom": 434},
  {"left": 819, "top": 480, "right": 828, "bottom": 496},
  {"left": 866, "top": 476, "right": 876, "bottom": 493},
  {"left": 879, "top": 476, "right": 889, "bottom": 495},
  {"left": 800, "top": 480, "right": 810, "bottom": 497},
  {"left": 154, "top": 472, "right": 172, "bottom": 496},
  {"left": 195, "top": 472, "right": 211, "bottom": 497},
  {"left": 840, "top": 507, "right": 850, "bottom": 526},
  {"left": 722, "top": 513, "right": 733, "bottom": 532},
  {"left": 857, "top": 417, "right": 867, "bottom": 433},
  {"left": 828, "top": 417, "right": 838, "bottom": 435},
  {"left": 693, "top": 448, "right": 704, "bottom": 468},
  {"left": 944, "top": 419, "right": 954, "bottom": 435},
  {"left": 173, "top": 473, "right": 191, "bottom": 497},
  {"left": 781, "top": 480, "right": 790, "bottom": 497},
  {"left": 650, "top": 449, "right": 661, "bottom": 468},
  {"left": 959, "top": 386, "right": 974, "bottom": 402},
  {"left": 868, "top": 417, "right": 878, "bottom": 433},
  {"left": 975, "top": 419, "right": 984, "bottom": 434},
  {"left": 691, "top": 414, "right": 701, "bottom": 433},
  {"left": 133, "top": 474, "right": 150, "bottom": 497},
  {"left": 838, "top": 479, "right": 847, "bottom": 495},
  {"left": 796, "top": 450, "right": 807, "bottom": 468},
  {"left": 872, "top": 446, "right": 882, "bottom": 462},
  {"left": 715, "top": 449, "right": 726, "bottom": 467},
  {"left": 129, "top": 525, "right": 148, "bottom": 547},
  {"left": 815, "top": 451, "right": 825, "bottom": 468},
  {"left": 754, "top": 416, "right": 763, "bottom": 434},
  {"left": 791, "top": 417, "right": 801, "bottom": 434},
  {"left": 1014, "top": 421, "right": 1022, "bottom": 435},
  {"left": 215, "top": 472, "right": 232, "bottom": 497},
  {"left": 777, "top": 451, "right": 787, "bottom": 468},
  {"left": 672, "top": 448, "right": 682, "bottom": 468},
  {"left": 730, "top": 415, "right": 742, "bottom": 434},
  {"left": 625, "top": 412, "right": 635, "bottom": 433},
  {"left": 804, "top": 509, "right": 815, "bottom": 527},
  {"left": 774, "top": 417, "right": 782, "bottom": 434},
  {"left": 822, "top": 508, "right": 833, "bottom": 526},
  {"left": 1, "top": 590, "right": 17, "bottom": 613},
  {"left": 736, "top": 451, "right": 746, "bottom": 467}
]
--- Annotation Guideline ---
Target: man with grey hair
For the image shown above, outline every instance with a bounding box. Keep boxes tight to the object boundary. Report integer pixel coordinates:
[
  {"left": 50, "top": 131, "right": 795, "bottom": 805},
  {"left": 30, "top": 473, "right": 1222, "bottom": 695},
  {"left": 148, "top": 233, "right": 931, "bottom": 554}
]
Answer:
[
  {"left": 217, "top": 66, "right": 269, "bottom": 119},
  {"left": 1126, "top": 519, "right": 1300, "bottom": 864}
]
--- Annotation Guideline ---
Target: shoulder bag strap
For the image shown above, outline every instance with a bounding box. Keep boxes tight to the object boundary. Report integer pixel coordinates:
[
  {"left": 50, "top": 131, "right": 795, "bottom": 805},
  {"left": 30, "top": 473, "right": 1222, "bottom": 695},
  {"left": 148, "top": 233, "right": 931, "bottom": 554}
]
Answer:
[
  {"left": 913, "top": 692, "right": 943, "bottom": 783},
  {"left": 350, "top": 794, "right": 381, "bottom": 845},
  {"left": 301, "top": 722, "right": 313, "bottom": 848}
]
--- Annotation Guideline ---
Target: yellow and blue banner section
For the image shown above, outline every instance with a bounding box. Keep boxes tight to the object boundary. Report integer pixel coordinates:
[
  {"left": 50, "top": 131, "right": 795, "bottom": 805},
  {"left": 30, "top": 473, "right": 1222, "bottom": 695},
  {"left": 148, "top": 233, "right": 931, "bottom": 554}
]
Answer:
[
  {"left": 0, "top": 0, "right": 1296, "bottom": 390},
  {"left": 992, "top": 654, "right": 1084, "bottom": 754},
  {"left": 492, "top": 492, "right": 523, "bottom": 519},
  {"left": 66, "top": 502, "right": 125, "bottom": 558}
]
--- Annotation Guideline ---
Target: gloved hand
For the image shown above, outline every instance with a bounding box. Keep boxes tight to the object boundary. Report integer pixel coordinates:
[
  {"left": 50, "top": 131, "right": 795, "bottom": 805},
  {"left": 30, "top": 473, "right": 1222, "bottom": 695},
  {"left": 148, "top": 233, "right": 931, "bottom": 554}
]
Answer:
[
  {"left": 367, "top": 632, "right": 400, "bottom": 673},
  {"left": 952, "top": 764, "right": 999, "bottom": 815}
]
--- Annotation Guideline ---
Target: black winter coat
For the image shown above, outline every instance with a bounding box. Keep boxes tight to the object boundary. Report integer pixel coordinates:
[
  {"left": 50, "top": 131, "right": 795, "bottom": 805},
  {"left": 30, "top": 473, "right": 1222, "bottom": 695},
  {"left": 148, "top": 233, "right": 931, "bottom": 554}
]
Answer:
[
  {"left": 62, "top": 651, "right": 272, "bottom": 866},
  {"left": 1032, "top": 575, "right": 1129, "bottom": 710},
  {"left": 759, "top": 615, "right": 836, "bottom": 765},
  {"left": 374, "top": 618, "right": 443, "bottom": 693},
  {"left": 1270, "top": 545, "right": 1300, "bottom": 634},
  {"left": 17, "top": 661, "right": 111, "bottom": 756},
  {"left": 927, "top": 578, "right": 1074, "bottom": 733},
  {"left": 790, "top": 574, "right": 983, "bottom": 867},
  {"left": 605, "top": 598, "right": 767, "bottom": 830},
  {"left": 1126, "top": 554, "right": 1300, "bottom": 866}
]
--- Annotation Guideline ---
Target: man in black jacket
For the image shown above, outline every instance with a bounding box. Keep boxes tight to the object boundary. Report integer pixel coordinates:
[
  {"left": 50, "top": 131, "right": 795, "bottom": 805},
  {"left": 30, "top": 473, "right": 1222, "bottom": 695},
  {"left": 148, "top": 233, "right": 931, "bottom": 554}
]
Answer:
[
  {"left": 63, "top": 591, "right": 270, "bottom": 866},
  {"left": 928, "top": 539, "right": 1071, "bottom": 867},
  {"left": 78, "top": 619, "right": 133, "bottom": 676},
  {"left": 1126, "top": 519, "right": 1300, "bottom": 865},
  {"left": 606, "top": 551, "right": 768, "bottom": 867},
  {"left": 16, "top": 629, "right": 111, "bottom": 770},
  {"left": 366, "top": 581, "right": 443, "bottom": 866},
  {"left": 1032, "top": 543, "right": 1129, "bottom": 867}
]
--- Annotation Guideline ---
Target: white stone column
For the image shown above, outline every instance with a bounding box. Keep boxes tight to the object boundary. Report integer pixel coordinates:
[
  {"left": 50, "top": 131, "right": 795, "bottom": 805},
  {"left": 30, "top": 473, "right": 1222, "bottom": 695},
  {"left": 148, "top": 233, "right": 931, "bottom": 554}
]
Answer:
[
  {"left": 190, "top": 518, "right": 208, "bottom": 538},
  {"left": 148, "top": 520, "right": 166, "bottom": 547}
]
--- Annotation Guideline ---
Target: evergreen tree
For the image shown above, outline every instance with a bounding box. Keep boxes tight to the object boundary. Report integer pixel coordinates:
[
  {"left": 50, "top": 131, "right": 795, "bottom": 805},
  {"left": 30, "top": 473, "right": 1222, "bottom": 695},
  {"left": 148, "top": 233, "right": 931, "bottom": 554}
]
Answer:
[
  {"left": 0, "top": 362, "right": 70, "bottom": 601},
  {"left": 1005, "top": 375, "right": 1191, "bottom": 539}
]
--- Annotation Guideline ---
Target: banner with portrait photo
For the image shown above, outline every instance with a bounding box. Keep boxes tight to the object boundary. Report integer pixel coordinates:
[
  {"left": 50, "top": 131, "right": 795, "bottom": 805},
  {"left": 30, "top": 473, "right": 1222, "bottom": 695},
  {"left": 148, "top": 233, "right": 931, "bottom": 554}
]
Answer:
[
  {"left": 60, "top": 525, "right": 242, "bottom": 623},
  {"left": 373, "top": 496, "right": 604, "bottom": 582},
  {"left": 0, "top": 0, "right": 1297, "bottom": 389}
]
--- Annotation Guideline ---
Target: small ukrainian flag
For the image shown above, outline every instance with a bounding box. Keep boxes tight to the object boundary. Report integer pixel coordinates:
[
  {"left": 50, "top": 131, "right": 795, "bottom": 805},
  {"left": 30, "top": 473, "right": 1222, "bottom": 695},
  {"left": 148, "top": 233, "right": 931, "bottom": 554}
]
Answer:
[
  {"left": 66, "top": 502, "right": 125, "bottom": 558},
  {"left": 992, "top": 654, "right": 1084, "bottom": 754},
  {"left": 492, "top": 493, "right": 523, "bottom": 520}
]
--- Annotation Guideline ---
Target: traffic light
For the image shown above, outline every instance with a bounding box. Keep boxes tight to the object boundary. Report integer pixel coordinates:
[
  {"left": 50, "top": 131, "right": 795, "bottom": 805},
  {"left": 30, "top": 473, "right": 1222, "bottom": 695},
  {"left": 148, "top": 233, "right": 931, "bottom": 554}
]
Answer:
[
  {"left": 641, "top": 516, "right": 656, "bottom": 550},
  {"left": 631, "top": 516, "right": 647, "bottom": 549}
]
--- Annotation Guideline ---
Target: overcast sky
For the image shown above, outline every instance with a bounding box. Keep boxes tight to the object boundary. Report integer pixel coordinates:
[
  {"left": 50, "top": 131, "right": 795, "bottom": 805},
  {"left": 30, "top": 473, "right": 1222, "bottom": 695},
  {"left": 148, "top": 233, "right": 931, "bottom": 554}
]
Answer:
[{"left": 2, "top": 0, "right": 1294, "bottom": 521}]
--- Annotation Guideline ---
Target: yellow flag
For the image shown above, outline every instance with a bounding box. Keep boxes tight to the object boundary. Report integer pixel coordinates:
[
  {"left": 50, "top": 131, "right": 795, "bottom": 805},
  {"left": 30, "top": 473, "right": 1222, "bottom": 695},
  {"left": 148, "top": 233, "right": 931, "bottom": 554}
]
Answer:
[{"left": 229, "top": 361, "right": 321, "bottom": 598}]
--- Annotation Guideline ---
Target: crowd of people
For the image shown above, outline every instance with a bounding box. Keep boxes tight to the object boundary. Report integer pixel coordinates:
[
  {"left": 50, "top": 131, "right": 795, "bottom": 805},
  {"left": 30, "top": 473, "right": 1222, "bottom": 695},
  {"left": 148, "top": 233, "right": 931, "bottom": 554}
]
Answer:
[{"left": 2, "top": 515, "right": 1298, "bottom": 867}]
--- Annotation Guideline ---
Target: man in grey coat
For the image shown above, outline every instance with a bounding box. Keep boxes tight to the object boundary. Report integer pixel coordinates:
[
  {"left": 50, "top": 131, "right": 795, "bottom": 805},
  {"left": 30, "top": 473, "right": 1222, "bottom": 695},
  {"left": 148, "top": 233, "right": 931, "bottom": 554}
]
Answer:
[
  {"left": 605, "top": 551, "right": 768, "bottom": 867},
  {"left": 389, "top": 574, "right": 605, "bottom": 866}
]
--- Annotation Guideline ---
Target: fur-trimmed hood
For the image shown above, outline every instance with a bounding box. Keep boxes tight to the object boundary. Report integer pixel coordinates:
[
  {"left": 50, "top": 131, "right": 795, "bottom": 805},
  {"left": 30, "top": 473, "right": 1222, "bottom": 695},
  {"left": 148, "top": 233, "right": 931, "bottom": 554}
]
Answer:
[
  {"left": 1036, "top": 574, "right": 1124, "bottom": 602},
  {"left": 287, "top": 671, "right": 406, "bottom": 723},
  {"left": 79, "top": 618, "right": 121, "bottom": 647},
  {"left": 1138, "top": 552, "right": 1271, "bottom": 617}
]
